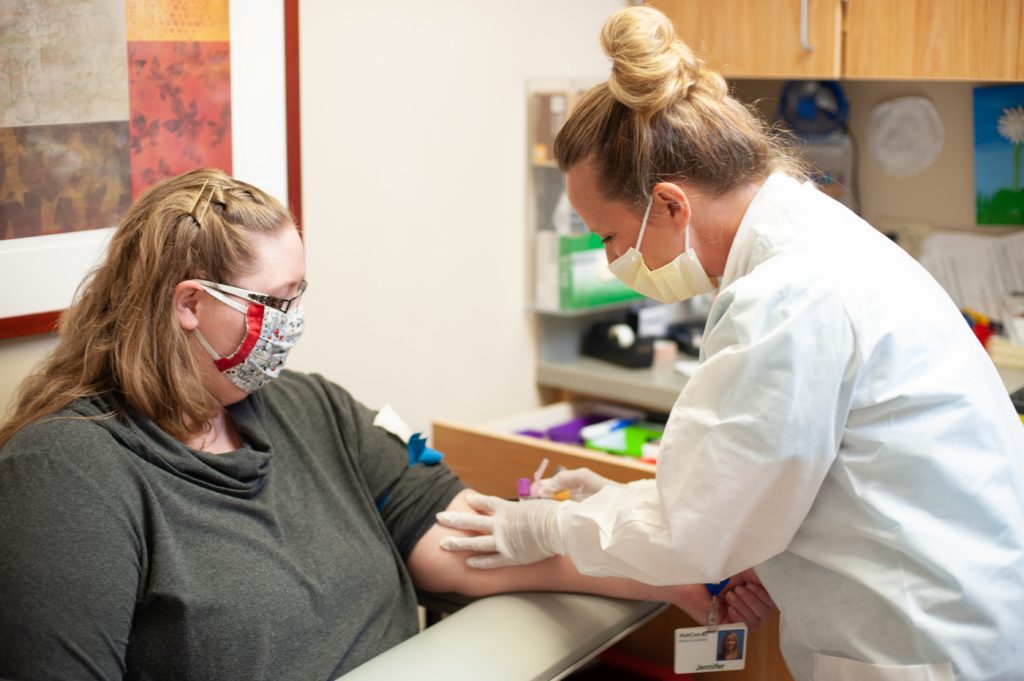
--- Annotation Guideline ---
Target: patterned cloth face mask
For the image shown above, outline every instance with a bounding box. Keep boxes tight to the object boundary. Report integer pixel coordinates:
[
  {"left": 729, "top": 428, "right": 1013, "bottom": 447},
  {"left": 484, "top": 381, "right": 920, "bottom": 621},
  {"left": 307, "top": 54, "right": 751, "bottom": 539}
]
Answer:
[
  {"left": 192, "top": 282, "right": 305, "bottom": 394},
  {"left": 607, "top": 193, "right": 716, "bottom": 304}
]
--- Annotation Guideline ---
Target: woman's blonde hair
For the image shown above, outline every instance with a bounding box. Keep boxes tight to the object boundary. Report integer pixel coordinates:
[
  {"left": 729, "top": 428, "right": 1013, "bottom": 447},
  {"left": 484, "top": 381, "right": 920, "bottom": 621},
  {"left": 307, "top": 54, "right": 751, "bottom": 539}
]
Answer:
[
  {"left": 553, "top": 5, "right": 804, "bottom": 205},
  {"left": 0, "top": 168, "right": 294, "bottom": 447}
]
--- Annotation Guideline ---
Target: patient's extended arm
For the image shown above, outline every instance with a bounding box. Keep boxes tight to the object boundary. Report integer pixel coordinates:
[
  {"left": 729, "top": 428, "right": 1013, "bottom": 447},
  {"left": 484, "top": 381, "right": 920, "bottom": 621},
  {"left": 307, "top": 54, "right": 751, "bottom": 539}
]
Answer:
[{"left": 407, "top": 489, "right": 774, "bottom": 628}]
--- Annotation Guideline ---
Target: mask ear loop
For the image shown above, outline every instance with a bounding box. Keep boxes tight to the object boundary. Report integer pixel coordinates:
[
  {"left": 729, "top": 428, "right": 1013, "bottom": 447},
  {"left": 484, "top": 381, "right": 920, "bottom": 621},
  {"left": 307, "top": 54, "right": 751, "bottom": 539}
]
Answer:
[
  {"left": 193, "top": 328, "right": 225, "bottom": 361},
  {"left": 635, "top": 193, "right": 655, "bottom": 250},
  {"left": 640, "top": 192, "right": 693, "bottom": 255}
]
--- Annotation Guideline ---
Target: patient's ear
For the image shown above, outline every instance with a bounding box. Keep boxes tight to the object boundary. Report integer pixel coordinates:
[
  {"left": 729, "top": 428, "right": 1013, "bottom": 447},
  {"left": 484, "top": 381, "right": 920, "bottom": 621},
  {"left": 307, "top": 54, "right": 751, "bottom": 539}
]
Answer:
[{"left": 173, "top": 281, "right": 204, "bottom": 331}]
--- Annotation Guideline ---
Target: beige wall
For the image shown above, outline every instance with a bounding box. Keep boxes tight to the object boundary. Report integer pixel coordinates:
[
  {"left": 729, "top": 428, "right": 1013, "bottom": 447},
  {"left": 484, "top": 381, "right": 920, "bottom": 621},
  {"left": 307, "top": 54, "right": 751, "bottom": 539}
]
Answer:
[
  {"left": 0, "top": 335, "right": 58, "bottom": 420},
  {"left": 289, "top": 0, "right": 626, "bottom": 432}
]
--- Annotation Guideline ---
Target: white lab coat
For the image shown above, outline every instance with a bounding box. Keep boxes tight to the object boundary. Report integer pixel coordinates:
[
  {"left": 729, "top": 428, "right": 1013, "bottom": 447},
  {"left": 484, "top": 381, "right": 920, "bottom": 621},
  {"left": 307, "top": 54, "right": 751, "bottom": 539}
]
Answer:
[{"left": 560, "top": 174, "right": 1024, "bottom": 680}]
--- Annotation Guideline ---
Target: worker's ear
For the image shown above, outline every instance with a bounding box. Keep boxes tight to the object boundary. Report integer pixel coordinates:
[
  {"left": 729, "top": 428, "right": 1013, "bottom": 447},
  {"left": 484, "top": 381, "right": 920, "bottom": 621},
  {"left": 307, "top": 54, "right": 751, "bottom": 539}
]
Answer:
[
  {"left": 173, "top": 280, "right": 205, "bottom": 332},
  {"left": 651, "top": 181, "right": 691, "bottom": 229}
]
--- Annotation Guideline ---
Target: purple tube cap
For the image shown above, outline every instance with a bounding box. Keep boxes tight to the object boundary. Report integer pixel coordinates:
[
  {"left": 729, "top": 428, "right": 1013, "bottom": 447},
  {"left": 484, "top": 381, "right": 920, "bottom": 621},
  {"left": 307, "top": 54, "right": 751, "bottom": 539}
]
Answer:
[{"left": 516, "top": 477, "right": 532, "bottom": 498}]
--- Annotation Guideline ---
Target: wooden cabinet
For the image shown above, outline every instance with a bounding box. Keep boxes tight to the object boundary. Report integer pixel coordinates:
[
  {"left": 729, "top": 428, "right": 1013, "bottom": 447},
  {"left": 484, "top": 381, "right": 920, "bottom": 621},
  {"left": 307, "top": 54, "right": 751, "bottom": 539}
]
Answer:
[
  {"left": 432, "top": 403, "right": 795, "bottom": 681},
  {"left": 844, "top": 0, "right": 1024, "bottom": 80},
  {"left": 648, "top": 0, "right": 842, "bottom": 79},
  {"left": 649, "top": 0, "right": 1024, "bottom": 81}
]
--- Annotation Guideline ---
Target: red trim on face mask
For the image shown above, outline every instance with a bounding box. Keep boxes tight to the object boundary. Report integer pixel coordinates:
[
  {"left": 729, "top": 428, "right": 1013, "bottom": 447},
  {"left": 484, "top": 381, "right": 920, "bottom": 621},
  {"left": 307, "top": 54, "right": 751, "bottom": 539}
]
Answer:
[{"left": 213, "top": 304, "right": 264, "bottom": 371}]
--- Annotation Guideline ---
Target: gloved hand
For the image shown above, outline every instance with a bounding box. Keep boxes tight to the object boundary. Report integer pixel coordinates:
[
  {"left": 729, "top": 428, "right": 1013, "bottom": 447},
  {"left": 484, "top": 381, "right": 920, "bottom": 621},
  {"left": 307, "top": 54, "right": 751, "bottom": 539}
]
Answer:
[
  {"left": 534, "top": 467, "right": 620, "bottom": 500},
  {"left": 436, "top": 493, "right": 568, "bottom": 569}
]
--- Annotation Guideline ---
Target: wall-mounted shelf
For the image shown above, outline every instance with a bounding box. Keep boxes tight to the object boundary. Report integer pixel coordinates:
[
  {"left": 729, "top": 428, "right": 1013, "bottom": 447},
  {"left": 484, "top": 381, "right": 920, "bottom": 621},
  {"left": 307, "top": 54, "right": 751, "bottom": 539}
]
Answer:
[{"left": 536, "top": 357, "right": 687, "bottom": 415}]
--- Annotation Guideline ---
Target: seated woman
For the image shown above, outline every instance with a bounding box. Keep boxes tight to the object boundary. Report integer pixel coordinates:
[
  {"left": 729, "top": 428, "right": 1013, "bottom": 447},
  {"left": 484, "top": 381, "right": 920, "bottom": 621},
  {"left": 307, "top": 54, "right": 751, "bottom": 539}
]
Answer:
[{"left": 0, "top": 168, "right": 773, "bottom": 680}]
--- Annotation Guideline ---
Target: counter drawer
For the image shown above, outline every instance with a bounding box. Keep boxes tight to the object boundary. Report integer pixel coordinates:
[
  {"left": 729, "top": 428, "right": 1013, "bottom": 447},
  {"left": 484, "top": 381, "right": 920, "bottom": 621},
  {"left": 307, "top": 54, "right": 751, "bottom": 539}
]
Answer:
[{"left": 432, "top": 401, "right": 655, "bottom": 498}]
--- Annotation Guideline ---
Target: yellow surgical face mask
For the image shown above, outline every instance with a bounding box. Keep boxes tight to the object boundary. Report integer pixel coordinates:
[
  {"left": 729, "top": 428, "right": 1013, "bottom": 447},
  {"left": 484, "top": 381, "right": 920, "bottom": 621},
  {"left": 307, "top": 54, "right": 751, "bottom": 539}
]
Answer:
[{"left": 607, "top": 194, "right": 715, "bottom": 304}]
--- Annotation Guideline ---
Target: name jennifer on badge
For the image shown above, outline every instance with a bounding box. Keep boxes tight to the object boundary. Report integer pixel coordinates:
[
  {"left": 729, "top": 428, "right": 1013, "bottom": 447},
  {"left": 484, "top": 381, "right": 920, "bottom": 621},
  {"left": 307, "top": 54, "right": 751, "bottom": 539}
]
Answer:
[{"left": 674, "top": 623, "right": 748, "bottom": 674}]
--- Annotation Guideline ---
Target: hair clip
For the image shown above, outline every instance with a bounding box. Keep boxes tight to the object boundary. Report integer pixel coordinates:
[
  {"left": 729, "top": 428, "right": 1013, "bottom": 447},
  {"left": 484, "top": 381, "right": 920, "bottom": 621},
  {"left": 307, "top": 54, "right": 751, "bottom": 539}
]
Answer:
[{"left": 188, "top": 180, "right": 216, "bottom": 227}]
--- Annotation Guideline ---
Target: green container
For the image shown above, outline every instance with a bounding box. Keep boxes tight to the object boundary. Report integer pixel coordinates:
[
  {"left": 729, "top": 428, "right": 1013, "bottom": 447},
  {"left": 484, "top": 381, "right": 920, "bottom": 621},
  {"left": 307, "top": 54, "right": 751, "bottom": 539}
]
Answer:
[
  {"left": 558, "top": 233, "right": 645, "bottom": 310},
  {"left": 585, "top": 423, "right": 664, "bottom": 457}
]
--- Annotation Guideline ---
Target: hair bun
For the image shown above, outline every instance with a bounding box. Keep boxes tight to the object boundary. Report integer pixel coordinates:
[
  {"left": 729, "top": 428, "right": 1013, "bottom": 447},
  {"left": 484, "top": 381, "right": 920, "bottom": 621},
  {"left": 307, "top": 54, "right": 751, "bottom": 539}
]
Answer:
[{"left": 601, "top": 6, "right": 719, "bottom": 115}]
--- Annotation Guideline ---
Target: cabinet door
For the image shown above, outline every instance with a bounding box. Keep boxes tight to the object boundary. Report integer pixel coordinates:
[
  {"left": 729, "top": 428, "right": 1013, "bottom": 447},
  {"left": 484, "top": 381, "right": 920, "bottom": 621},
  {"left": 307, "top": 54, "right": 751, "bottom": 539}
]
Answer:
[
  {"left": 649, "top": 0, "right": 842, "bottom": 79},
  {"left": 845, "top": 0, "right": 1024, "bottom": 80}
]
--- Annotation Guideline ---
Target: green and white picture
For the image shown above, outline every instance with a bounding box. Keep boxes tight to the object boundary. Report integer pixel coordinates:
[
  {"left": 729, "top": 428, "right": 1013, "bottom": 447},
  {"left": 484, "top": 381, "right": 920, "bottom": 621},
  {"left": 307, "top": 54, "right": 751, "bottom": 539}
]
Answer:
[{"left": 975, "top": 84, "right": 1024, "bottom": 225}]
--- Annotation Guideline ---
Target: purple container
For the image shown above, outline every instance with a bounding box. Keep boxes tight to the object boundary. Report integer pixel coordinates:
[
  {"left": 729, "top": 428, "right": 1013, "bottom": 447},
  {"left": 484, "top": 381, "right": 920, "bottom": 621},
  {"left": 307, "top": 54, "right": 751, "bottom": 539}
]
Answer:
[{"left": 545, "top": 414, "right": 616, "bottom": 445}]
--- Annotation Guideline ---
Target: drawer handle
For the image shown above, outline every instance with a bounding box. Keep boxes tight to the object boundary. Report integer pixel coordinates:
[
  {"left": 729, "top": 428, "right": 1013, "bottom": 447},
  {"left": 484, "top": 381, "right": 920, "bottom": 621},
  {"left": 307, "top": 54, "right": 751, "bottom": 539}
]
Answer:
[{"left": 800, "top": 0, "right": 815, "bottom": 52}]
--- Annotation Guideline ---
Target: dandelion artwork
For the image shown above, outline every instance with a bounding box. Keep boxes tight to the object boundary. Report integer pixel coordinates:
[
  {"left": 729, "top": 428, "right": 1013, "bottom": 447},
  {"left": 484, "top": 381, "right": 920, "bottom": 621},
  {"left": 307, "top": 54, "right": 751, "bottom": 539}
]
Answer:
[{"left": 974, "top": 84, "right": 1024, "bottom": 225}]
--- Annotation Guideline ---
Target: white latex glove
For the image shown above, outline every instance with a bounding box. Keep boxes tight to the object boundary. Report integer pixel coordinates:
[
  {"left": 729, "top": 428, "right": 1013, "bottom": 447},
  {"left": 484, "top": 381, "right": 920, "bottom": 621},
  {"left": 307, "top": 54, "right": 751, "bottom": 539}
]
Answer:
[
  {"left": 436, "top": 493, "right": 569, "bottom": 569},
  {"left": 534, "top": 467, "right": 620, "bottom": 501}
]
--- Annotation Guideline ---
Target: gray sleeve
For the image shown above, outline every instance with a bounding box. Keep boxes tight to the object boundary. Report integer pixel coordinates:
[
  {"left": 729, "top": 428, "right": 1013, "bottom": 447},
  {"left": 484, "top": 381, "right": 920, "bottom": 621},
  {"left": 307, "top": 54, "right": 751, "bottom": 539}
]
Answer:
[
  {"left": 321, "top": 378, "right": 465, "bottom": 559},
  {"left": 377, "top": 454, "right": 465, "bottom": 560},
  {"left": 0, "top": 421, "right": 141, "bottom": 681}
]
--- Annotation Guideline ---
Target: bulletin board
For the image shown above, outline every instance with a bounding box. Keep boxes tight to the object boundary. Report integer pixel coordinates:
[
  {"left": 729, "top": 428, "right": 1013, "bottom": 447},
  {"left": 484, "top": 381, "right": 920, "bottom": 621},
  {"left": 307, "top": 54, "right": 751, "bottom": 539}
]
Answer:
[{"left": 0, "top": 0, "right": 301, "bottom": 339}]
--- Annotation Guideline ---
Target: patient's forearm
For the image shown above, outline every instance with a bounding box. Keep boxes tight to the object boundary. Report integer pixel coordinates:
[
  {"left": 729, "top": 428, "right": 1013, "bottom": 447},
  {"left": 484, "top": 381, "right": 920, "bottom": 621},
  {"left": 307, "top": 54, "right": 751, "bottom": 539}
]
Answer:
[{"left": 407, "top": 489, "right": 704, "bottom": 619}]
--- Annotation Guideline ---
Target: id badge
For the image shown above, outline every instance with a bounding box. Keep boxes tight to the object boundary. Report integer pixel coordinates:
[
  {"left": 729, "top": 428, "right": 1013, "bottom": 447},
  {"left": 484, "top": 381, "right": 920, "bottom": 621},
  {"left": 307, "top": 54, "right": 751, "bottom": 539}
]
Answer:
[{"left": 674, "top": 623, "right": 747, "bottom": 674}]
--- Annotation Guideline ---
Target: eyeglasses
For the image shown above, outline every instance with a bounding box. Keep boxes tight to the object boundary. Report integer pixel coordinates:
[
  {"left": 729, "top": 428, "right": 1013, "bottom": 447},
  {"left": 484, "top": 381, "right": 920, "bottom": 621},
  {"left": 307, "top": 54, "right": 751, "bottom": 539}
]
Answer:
[{"left": 196, "top": 279, "right": 307, "bottom": 313}]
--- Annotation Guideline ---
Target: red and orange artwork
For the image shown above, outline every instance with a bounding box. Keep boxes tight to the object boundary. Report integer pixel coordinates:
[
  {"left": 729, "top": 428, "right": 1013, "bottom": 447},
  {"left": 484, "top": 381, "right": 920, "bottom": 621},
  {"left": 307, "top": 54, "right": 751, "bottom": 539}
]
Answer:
[
  {"left": 126, "top": 0, "right": 232, "bottom": 198},
  {"left": 127, "top": 41, "right": 232, "bottom": 196}
]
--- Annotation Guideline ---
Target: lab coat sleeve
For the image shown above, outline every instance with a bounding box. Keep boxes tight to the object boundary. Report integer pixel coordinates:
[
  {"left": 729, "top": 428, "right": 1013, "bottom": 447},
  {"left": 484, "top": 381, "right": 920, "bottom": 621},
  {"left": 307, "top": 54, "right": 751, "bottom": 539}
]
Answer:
[{"left": 560, "top": 271, "right": 857, "bottom": 585}]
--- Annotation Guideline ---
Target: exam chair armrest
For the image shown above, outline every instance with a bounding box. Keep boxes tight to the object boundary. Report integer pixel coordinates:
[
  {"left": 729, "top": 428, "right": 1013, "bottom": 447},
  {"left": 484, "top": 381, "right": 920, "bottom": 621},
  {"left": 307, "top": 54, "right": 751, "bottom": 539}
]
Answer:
[
  {"left": 415, "top": 589, "right": 475, "bottom": 614},
  {"left": 337, "top": 592, "right": 666, "bottom": 681}
]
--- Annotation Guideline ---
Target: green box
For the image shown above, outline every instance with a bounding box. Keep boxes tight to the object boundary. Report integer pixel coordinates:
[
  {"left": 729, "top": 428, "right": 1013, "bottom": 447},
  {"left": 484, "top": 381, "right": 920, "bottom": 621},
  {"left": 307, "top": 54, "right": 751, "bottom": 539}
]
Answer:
[
  {"left": 557, "top": 233, "right": 644, "bottom": 310},
  {"left": 585, "top": 423, "right": 664, "bottom": 457}
]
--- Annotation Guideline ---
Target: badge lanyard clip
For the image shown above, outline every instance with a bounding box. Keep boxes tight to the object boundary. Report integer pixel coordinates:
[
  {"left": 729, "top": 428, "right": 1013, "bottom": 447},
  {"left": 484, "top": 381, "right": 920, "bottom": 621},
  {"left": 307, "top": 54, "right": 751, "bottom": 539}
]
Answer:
[{"left": 705, "top": 578, "right": 730, "bottom": 632}]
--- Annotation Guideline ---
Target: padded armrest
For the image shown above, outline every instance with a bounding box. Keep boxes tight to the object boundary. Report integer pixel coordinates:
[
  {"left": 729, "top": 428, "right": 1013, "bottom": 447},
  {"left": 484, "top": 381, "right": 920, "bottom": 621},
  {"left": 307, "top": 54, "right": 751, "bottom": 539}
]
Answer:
[{"left": 337, "top": 592, "right": 666, "bottom": 681}]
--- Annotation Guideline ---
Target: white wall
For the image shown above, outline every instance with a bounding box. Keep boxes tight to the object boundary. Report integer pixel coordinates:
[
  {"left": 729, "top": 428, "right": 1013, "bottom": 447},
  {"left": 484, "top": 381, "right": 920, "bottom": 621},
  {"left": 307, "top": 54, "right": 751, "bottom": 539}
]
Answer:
[{"left": 292, "top": 1, "right": 625, "bottom": 432}]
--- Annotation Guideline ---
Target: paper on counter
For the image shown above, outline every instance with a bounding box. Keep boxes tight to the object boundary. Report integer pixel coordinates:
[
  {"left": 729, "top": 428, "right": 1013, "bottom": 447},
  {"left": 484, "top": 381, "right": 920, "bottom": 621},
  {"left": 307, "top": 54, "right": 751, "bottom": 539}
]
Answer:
[
  {"left": 918, "top": 230, "right": 1024, "bottom": 320},
  {"left": 675, "top": 358, "right": 700, "bottom": 377}
]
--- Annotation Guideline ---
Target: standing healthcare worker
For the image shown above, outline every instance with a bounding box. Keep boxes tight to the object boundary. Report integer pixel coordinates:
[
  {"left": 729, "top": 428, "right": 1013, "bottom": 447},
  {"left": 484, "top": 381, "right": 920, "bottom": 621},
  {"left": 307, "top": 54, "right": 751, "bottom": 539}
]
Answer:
[{"left": 437, "top": 6, "right": 1024, "bottom": 681}]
